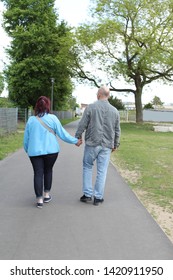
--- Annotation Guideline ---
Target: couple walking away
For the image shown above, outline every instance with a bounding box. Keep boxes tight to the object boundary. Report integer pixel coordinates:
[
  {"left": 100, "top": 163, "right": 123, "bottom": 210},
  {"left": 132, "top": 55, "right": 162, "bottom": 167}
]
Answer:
[{"left": 23, "top": 86, "right": 121, "bottom": 208}]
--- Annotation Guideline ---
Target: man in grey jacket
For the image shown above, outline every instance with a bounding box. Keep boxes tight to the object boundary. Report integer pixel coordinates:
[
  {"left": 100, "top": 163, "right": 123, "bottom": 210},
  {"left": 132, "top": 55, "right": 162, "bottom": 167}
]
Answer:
[{"left": 75, "top": 86, "right": 121, "bottom": 206}]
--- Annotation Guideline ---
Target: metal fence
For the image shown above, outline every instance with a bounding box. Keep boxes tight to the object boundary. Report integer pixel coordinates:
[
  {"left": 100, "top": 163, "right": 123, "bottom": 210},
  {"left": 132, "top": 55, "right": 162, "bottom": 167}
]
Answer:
[
  {"left": 1, "top": 107, "right": 173, "bottom": 136},
  {"left": 0, "top": 108, "right": 75, "bottom": 136},
  {"left": 0, "top": 108, "right": 18, "bottom": 136},
  {"left": 0, "top": 108, "right": 33, "bottom": 136},
  {"left": 119, "top": 110, "right": 136, "bottom": 122},
  {"left": 0, "top": 108, "right": 135, "bottom": 136},
  {"left": 18, "top": 108, "right": 32, "bottom": 122}
]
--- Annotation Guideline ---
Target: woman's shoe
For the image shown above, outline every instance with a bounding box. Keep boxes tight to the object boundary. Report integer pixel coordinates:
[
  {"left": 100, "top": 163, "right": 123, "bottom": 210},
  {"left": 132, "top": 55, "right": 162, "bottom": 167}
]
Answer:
[
  {"left": 43, "top": 195, "right": 52, "bottom": 203},
  {"left": 37, "top": 202, "right": 43, "bottom": 208}
]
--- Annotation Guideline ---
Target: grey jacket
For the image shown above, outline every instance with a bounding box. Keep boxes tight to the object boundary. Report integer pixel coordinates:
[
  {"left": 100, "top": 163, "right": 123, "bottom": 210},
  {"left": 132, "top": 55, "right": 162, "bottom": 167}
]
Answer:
[{"left": 75, "top": 100, "right": 120, "bottom": 149}]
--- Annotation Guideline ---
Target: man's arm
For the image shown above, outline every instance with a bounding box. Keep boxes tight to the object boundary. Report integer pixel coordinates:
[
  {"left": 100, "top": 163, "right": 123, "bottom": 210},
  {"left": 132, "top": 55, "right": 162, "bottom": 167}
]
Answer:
[
  {"left": 113, "top": 113, "right": 121, "bottom": 150},
  {"left": 75, "top": 106, "right": 90, "bottom": 139}
]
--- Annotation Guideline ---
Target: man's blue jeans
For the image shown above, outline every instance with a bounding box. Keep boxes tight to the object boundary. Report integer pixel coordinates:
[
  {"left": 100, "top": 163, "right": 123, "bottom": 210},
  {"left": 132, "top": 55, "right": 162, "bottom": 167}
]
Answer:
[{"left": 83, "top": 145, "right": 111, "bottom": 199}]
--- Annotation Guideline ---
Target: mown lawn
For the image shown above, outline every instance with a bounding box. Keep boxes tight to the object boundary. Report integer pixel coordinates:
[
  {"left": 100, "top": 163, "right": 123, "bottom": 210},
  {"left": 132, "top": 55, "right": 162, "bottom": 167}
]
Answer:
[{"left": 111, "top": 122, "right": 173, "bottom": 210}]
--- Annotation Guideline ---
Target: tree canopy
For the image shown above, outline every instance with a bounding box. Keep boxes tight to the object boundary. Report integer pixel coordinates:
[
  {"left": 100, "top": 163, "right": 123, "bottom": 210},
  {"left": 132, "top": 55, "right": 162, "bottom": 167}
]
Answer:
[
  {"left": 74, "top": 0, "right": 173, "bottom": 122},
  {"left": 0, "top": 96, "right": 15, "bottom": 107},
  {"left": 151, "top": 96, "right": 164, "bottom": 107},
  {"left": 2, "top": 0, "right": 76, "bottom": 109},
  {"left": 143, "top": 102, "right": 154, "bottom": 110}
]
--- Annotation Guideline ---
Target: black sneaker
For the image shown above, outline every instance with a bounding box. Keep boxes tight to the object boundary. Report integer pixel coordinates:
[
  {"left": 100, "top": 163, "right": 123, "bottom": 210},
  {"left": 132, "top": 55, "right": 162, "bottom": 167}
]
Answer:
[
  {"left": 43, "top": 195, "right": 52, "bottom": 203},
  {"left": 93, "top": 197, "right": 104, "bottom": 206},
  {"left": 80, "top": 194, "right": 92, "bottom": 203},
  {"left": 37, "top": 202, "right": 43, "bottom": 208}
]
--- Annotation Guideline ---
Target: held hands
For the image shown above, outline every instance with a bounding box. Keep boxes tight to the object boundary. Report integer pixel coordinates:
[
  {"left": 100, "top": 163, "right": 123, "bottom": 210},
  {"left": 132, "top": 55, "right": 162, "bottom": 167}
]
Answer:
[{"left": 75, "top": 138, "right": 82, "bottom": 147}]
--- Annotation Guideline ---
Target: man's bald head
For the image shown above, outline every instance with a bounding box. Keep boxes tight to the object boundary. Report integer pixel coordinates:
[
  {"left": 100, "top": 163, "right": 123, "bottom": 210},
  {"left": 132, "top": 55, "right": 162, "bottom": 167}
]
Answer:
[{"left": 97, "top": 86, "right": 110, "bottom": 100}]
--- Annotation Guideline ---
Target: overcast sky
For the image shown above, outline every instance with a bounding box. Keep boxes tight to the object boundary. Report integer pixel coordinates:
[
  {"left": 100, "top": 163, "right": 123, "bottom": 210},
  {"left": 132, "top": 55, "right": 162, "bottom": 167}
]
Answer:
[
  {"left": 0, "top": 0, "right": 173, "bottom": 105},
  {"left": 56, "top": 0, "right": 90, "bottom": 25}
]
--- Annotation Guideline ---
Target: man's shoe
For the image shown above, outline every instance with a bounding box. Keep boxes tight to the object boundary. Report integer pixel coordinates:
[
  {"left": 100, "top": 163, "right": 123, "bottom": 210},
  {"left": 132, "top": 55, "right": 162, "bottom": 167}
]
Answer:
[
  {"left": 93, "top": 197, "right": 104, "bottom": 206},
  {"left": 80, "top": 194, "right": 92, "bottom": 203},
  {"left": 43, "top": 195, "right": 52, "bottom": 203}
]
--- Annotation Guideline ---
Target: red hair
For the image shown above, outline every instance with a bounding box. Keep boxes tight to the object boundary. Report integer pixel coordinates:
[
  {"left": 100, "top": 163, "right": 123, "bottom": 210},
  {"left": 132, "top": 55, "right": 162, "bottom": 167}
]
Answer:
[{"left": 34, "top": 96, "right": 51, "bottom": 117}]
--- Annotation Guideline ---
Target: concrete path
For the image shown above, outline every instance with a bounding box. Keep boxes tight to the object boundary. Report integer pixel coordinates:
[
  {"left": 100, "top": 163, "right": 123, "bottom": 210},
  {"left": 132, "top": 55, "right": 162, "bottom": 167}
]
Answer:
[{"left": 0, "top": 120, "right": 173, "bottom": 260}]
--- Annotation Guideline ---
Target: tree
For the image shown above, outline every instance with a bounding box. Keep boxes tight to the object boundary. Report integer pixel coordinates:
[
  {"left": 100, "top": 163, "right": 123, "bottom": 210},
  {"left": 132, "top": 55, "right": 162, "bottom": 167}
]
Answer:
[
  {"left": 2, "top": 0, "right": 76, "bottom": 109},
  {"left": 74, "top": 0, "right": 173, "bottom": 122},
  {"left": 143, "top": 103, "right": 154, "bottom": 110},
  {"left": 68, "top": 96, "right": 79, "bottom": 111},
  {"left": 0, "top": 97, "right": 15, "bottom": 107},
  {"left": 151, "top": 96, "right": 164, "bottom": 107},
  {"left": 108, "top": 95, "right": 125, "bottom": 110},
  {"left": 0, "top": 73, "right": 4, "bottom": 95}
]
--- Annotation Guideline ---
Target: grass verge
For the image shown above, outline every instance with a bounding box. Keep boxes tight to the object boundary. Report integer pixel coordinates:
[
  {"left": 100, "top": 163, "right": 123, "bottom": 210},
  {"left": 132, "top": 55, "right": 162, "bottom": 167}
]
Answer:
[
  {"left": 0, "top": 132, "right": 24, "bottom": 160},
  {"left": 111, "top": 122, "right": 173, "bottom": 242}
]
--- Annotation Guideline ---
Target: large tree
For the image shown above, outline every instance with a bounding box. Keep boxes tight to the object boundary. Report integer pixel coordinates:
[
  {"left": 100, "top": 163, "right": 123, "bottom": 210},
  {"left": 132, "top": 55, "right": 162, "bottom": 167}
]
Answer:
[
  {"left": 2, "top": 0, "right": 75, "bottom": 109},
  {"left": 74, "top": 0, "right": 173, "bottom": 122}
]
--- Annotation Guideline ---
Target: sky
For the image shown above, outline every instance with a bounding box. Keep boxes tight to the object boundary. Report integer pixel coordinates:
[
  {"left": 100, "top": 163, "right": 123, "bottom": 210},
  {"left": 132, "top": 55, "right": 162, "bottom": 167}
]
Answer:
[{"left": 0, "top": 0, "right": 173, "bottom": 105}]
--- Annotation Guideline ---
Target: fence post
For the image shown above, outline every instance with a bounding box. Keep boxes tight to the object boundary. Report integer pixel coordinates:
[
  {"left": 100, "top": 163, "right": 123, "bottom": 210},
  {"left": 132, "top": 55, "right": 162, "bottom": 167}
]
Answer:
[{"left": 126, "top": 110, "right": 129, "bottom": 122}]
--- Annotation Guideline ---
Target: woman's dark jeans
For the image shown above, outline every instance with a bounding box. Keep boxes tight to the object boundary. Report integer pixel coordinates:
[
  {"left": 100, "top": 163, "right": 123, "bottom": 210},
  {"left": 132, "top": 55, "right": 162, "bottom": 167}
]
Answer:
[{"left": 30, "top": 153, "right": 58, "bottom": 198}]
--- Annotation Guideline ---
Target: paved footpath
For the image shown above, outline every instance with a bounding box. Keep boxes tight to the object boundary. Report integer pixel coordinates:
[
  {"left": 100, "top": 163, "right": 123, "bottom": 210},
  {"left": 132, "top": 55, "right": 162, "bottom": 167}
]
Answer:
[{"left": 0, "top": 120, "right": 173, "bottom": 260}]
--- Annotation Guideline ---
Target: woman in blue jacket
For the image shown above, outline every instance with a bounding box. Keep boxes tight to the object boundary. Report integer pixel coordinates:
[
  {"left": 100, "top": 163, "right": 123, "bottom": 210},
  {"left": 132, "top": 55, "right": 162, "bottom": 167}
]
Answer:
[{"left": 23, "top": 96, "right": 82, "bottom": 208}]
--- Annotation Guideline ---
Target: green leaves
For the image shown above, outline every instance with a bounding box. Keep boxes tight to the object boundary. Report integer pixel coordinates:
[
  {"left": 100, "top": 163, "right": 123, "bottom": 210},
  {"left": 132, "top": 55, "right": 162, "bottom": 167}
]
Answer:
[
  {"left": 2, "top": 0, "right": 76, "bottom": 109},
  {"left": 75, "top": 0, "right": 173, "bottom": 122}
]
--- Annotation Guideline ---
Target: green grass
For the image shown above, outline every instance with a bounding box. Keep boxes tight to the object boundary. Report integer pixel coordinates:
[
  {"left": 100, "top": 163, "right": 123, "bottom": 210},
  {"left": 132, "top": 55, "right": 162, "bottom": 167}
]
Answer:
[
  {"left": 60, "top": 117, "right": 78, "bottom": 125},
  {"left": 111, "top": 122, "right": 173, "bottom": 210},
  {"left": 0, "top": 132, "right": 24, "bottom": 160}
]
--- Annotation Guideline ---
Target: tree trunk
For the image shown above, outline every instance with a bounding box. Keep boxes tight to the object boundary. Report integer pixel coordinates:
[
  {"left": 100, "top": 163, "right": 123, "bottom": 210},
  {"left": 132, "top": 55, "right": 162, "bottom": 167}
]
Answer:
[{"left": 134, "top": 89, "right": 143, "bottom": 123}]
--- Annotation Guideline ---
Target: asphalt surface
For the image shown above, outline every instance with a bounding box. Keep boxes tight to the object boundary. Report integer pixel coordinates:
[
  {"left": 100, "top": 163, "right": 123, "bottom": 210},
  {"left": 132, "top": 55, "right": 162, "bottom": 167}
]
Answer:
[{"left": 0, "top": 120, "right": 173, "bottom": 260}]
